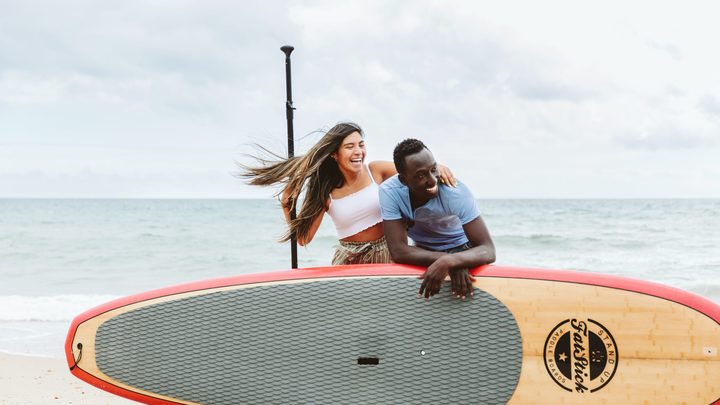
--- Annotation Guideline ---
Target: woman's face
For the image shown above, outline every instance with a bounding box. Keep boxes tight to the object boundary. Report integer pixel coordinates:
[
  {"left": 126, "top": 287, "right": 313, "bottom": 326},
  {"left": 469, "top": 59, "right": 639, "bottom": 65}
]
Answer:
[{"left": 332, "top": 131, "right": 366, "bottom": 174}]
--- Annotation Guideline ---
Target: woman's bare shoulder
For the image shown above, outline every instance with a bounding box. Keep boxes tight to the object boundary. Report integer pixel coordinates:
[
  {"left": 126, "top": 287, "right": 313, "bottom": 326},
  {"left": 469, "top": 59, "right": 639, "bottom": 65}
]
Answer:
[{"left": 369, "top": 161, "right": 396, "bottom": 182}]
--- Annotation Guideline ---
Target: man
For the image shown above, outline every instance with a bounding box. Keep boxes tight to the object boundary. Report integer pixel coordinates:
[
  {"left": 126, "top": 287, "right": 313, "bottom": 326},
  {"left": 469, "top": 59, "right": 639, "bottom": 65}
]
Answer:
[{"left": 379, "top": 139, "right": 495, "bottom": 299}]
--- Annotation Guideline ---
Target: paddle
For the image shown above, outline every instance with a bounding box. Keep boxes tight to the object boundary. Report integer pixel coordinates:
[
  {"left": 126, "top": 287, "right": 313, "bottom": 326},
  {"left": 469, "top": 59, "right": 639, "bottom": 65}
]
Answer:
[{"left": 281, "top": 45, "right": 298, "bottom": 269}]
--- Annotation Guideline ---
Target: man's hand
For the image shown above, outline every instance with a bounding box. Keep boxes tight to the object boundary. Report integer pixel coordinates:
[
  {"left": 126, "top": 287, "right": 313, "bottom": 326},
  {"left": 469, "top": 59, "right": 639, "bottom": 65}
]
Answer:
[
  {"left": 449, "top": 268, "right": 476, "bottom": 299},
  {"left": 418, "top": 255, "right": 455, "bottom": 299}
]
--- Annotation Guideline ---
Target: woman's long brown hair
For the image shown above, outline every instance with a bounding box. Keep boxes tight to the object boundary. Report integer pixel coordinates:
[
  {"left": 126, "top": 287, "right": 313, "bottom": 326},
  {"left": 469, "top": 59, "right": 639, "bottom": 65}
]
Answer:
[{"left": 238, "top": 122, "right": 363, "bottom": 242}]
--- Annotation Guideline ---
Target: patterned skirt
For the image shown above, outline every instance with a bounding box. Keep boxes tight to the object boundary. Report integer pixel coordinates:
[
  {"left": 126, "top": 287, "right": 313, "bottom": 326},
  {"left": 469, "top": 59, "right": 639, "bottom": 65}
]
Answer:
[{"left": 331, "top": 235, "right": 392, "bottom": 265}]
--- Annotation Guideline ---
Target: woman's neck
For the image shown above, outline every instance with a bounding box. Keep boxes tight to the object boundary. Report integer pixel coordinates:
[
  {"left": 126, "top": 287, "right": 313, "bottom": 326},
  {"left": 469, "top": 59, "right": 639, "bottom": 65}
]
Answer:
[{"left": 339, "top": 165, "right": 364, "bottom": 187}]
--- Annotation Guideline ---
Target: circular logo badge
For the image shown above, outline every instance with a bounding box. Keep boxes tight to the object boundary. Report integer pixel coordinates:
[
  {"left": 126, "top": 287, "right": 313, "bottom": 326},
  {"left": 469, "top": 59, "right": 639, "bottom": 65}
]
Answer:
[{"left": 543, "top": 319, "right": 618, "bottom": 393}]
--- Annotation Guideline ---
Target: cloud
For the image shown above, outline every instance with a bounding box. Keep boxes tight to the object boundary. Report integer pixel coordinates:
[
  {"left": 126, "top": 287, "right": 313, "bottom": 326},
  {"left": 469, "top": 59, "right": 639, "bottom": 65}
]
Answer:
[
  {"left": 1, "top": 0, "right": 720, "bottom": 197},
  {"left": 0, "top": 1, "right": 289, "bottom": 76},
  {"left": 0, "top": 0, "right": 293, "bottom": 121},
  {"left": 0, "top": 71, "right": 64, "bottom": 104},
  {"left": 646, "top": 40, "right": 682, "bottom": 61},
  {"left": 615, "top": 126, "right": 713, "bottom": 150},
  {"left": 699, "top": 95, "right": 720, "bottom": 119},
  {"left": 504, "top": 76, "right": 597, "bottom": 102}
]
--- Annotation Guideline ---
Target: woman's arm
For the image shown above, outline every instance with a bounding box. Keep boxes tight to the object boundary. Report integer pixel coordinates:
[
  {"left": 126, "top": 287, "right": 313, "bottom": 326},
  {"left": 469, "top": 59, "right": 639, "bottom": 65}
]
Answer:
[
  {"left": 369, "top": 160, "right": 457, "bottom": 186},
  {"left": 280, "top": 188, "right": 295, "bottom": 225},
  {"left": 368, "top": 161, "right": 397, "bottom": 183},
  {"left": 281, "top": 189, "right": 327, "bottom": 246},
  {"left": 298, "top": 208, "right": 326, "bottom": 246}
]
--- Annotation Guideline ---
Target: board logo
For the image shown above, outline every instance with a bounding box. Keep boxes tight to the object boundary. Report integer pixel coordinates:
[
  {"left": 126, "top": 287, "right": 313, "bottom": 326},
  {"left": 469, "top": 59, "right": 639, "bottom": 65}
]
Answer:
[{"left": 543, "top": 318, "right": 618, "bottom": 393}]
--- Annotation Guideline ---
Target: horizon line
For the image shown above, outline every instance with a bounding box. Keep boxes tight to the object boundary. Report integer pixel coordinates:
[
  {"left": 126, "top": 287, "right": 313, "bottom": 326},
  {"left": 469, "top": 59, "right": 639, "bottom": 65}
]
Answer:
[{"left": 2, "top": 197, "right": 719, "bottom": 201}]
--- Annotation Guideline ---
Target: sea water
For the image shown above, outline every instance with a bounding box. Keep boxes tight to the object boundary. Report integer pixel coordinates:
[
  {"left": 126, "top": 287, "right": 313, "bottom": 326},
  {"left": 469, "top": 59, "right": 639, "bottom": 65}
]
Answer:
[{"left": 1, "top": 198, "right": 719, "bottom": 357}]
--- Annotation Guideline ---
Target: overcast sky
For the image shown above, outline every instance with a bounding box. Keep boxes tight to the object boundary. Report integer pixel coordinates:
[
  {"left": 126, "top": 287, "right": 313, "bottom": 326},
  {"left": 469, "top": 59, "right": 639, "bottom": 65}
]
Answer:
[{"left": 1, "top": 0, "right": 719, "bottom": 198}]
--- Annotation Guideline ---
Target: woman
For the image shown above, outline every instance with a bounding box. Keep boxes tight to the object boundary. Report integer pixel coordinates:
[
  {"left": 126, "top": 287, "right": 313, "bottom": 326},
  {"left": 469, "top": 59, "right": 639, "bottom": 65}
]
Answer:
[{"left": 239, "top": 122, "right": 456, "bottom": 265}]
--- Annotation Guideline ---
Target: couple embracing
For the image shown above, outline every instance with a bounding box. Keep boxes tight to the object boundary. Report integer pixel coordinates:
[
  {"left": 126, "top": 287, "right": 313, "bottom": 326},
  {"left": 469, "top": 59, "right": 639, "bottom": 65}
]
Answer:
[{"left": 240, "top": 122, "right": 495, "bottom": 299}]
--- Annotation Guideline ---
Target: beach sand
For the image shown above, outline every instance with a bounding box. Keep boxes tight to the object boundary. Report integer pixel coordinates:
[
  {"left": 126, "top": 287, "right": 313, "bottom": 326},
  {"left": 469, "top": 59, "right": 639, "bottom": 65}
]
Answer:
[{"left": 0, "top": 353, "right": 134, "bottom": 405}]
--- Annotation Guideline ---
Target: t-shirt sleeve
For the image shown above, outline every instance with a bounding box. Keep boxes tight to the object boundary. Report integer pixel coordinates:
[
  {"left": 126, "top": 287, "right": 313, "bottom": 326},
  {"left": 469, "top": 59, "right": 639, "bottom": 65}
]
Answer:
[
  {"left": 379, "top": 186, "right": 403, "bottom": 221},
  {"left": 452, "top": 182, "right": 481, "bottom": 224}
]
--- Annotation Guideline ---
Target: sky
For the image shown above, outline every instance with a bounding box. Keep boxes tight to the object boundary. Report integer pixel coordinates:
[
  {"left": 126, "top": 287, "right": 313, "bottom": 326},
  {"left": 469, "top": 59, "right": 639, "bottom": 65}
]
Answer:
[{"left": 1, "top": 0, "right": 719, "bottom": 199}]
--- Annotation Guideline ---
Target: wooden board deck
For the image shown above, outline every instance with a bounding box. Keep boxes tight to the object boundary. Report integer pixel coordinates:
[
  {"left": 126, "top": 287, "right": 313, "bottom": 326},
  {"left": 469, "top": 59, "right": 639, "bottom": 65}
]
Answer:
[{"left": 66, "top": 264, "right": 720, "bottom": 404}]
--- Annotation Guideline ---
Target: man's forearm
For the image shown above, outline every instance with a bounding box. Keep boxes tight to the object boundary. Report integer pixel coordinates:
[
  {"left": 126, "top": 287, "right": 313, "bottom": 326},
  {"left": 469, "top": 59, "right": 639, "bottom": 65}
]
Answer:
[
  {"left": 447, "top": 245, "right": 496, "bottom": 270},
  {"left": 390, "top": 244, "right": 447, "bottom": 268}
]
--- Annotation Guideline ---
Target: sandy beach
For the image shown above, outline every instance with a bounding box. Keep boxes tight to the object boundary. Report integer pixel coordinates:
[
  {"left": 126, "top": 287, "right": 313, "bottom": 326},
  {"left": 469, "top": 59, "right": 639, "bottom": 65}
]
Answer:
[{"left": 0, "top": 353, "right": 133, "bottom": 405}]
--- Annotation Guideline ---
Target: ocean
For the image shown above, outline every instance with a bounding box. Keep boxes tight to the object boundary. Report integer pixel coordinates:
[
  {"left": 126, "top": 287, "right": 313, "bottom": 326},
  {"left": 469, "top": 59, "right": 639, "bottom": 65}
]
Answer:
[{"left": 1, "top": 198, "right": 719, "bottom": 358}]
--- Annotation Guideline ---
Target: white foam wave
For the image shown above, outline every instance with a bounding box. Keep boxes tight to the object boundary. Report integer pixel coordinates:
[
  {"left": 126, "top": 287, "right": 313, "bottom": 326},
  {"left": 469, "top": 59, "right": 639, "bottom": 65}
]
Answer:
[{"left": 0, "top": 295, "right": 120, "bottom": 321}]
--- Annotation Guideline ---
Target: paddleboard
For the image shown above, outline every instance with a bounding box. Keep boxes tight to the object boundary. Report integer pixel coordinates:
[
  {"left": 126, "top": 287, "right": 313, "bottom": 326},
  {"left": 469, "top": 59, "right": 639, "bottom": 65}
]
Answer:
[{"left": 66, "top": 264, "right": 720, "bottom": 404}]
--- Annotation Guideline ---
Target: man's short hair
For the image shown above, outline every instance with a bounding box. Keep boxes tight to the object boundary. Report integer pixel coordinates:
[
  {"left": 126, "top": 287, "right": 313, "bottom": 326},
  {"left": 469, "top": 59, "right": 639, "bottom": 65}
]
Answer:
[{"left": 393, "top": 138, "right": 428, "bottom": 175}]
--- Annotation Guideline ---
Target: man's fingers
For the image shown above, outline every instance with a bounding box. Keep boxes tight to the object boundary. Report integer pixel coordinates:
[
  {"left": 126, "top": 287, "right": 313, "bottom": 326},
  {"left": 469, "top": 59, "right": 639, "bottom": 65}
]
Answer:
[
  {"left": 432, "top": 280, "right": 441, "bottom": 296},
  {"left": 423, "top": 279, "right": 440, "bottom": 299},
  {"left": 426, "top": 280, "right": 434, "bottom": 299},
  {"left": 420, "top": 276, "right": 430, "bottom": 299}
]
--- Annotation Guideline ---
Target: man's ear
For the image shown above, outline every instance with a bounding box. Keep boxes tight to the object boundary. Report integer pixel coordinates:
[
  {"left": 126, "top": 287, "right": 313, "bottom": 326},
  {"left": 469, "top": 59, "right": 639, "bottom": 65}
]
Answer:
[{"left": 398, "top": 173, "right": 407, "bottom": 185}]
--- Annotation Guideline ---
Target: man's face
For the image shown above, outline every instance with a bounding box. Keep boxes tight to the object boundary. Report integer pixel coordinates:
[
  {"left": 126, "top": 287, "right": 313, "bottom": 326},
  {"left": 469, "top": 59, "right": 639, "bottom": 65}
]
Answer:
[{"left": 399, "top": 148, "right": 440, "bottom": 200}]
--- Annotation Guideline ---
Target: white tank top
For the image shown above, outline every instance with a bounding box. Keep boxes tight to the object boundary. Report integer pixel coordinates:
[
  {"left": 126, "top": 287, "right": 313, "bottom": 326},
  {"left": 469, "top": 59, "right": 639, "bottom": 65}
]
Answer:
[{"left": 326, "top": 166, "right": 383, "bottom": 239}]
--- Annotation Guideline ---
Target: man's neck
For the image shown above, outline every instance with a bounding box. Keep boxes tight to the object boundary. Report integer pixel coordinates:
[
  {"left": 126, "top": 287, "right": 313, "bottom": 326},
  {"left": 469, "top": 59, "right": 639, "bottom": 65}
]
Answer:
[{"left": 409, "top": 191, "right": 431, "bottom": 211}]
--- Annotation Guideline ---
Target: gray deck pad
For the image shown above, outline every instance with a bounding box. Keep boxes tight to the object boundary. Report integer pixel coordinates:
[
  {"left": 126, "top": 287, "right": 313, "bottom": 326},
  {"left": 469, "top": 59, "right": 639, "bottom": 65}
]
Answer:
[{"left": 96, "top": 277, "right": 522, "bottom": 404}]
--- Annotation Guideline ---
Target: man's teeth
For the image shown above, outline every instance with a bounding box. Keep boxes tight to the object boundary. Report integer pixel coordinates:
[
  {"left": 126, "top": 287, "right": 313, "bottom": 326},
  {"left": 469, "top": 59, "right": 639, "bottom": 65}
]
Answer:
[{"left": 427, "top": 185, "right": 438, "bottom": 192}]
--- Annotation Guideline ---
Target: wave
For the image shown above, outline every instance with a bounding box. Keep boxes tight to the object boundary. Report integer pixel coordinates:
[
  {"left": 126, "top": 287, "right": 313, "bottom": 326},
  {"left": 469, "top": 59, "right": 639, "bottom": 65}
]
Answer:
[
  {"left": 0, "top": 294, "right": 120, "bottom": 322},
  {"left": 682, "top": 282, "right": 720, "bottom": 303}
]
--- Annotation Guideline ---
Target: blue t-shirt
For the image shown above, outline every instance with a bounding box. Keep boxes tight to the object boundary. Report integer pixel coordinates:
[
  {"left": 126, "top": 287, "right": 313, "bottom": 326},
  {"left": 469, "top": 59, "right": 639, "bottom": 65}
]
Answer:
[{"left": 378, "top": 175, "right": 480, "bottom": 251}]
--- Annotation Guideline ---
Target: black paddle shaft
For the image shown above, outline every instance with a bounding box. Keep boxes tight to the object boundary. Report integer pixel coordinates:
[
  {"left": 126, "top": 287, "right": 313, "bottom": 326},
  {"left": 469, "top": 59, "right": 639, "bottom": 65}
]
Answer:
[{"left": 281, "top": 45, "right": 298, "bottom": 269}]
